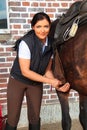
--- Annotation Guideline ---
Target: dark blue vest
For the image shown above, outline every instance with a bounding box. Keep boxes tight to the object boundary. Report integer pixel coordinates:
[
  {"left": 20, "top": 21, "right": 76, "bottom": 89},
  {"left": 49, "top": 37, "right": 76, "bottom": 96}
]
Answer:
[{"left": 10, "top": 30, "right": 53, "bottom": 86}]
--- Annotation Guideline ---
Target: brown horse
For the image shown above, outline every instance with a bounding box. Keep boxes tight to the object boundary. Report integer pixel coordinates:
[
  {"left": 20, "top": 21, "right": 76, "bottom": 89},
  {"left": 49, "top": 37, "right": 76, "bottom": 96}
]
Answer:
[{"left": 49, "top": 1, "right": 87, "bottom": 130}]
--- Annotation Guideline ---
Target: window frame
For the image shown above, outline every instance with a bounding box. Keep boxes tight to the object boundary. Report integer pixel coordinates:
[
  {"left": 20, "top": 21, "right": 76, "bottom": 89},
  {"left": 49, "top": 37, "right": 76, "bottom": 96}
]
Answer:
[{"left": 0, "top": 0, "right": 10, "bottom": 34}]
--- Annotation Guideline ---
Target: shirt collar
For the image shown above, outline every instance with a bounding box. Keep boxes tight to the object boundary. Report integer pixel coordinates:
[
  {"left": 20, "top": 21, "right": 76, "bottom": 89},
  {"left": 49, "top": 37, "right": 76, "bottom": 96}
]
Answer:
[{"left": 43, "top": 37, "right": 48, "bottom": 47}]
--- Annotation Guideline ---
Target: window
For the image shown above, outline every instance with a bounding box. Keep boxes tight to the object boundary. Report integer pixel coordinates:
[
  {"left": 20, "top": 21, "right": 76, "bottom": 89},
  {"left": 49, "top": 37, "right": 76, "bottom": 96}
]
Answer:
[{"left": 0, "top": 0, "right": 9, "bottom": 33}]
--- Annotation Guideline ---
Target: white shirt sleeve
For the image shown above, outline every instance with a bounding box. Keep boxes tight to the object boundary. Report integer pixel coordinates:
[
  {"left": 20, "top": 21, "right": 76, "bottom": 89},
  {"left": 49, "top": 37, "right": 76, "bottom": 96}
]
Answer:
[{"left": 18, "top": 40, "right": 31, "bottom": 59}]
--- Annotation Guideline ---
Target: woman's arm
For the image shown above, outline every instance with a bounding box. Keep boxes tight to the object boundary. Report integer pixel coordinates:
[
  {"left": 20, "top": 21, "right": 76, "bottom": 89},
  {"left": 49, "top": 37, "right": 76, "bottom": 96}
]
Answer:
[
  {"left": 44, "top": 58, "right": 70, "bottom": 92},
  {"left": 19, "top": 58, "right": 61, "bottom": 89}
]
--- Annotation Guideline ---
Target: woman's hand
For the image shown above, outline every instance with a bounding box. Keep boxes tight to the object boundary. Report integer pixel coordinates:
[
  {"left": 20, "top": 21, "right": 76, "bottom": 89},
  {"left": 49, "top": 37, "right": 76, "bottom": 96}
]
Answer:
[
  {"left": 57, "top": 82, "right": 70, "bottom": 92},
  {"left": 51, "top": 78, "right": 62, "bottom": 89},
  {"left": 51, "top": 79, "right": 70, "bottom": 92}
]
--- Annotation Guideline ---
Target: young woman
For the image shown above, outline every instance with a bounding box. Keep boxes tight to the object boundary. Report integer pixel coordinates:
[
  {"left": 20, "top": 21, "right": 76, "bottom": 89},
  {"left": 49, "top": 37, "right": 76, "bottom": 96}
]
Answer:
[{"left": 5, "top": 12, "right": 70, "bottom": 130}]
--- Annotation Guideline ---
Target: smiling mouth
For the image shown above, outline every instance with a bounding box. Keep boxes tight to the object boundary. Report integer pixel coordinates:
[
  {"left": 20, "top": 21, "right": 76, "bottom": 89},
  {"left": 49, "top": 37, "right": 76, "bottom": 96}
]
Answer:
[{"left": 40, "top": 34, "right": 46, "bottom": 38}]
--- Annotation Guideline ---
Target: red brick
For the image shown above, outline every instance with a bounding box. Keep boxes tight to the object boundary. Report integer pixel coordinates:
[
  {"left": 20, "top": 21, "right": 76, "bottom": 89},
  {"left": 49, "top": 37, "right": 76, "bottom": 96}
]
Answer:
[
  {"left": 6, "top": 47, "right": 13, "bottom": 52},
  {"left": 22, "top": 2, "right": 30, "bottom": 6},
  {"left": 31, "top": 2, "right": 38, "bottom": 7},
  {"left": 0, "top": 78, "right": 7, "bottom": 83},
  {"left": 46, "top": 8, "right": 56, "bottom": 12},
  {"left": 40, "top": 3, "right": 46, "bottom": 7},
  {"left": 0, "top": 83, "right": 8, "bottom": 87},
  {"left": 13, "top": 24, "right": 21, "bottom": 29},
  {"left": 0, "top": 68, "right": 8, "bottom": 73},
  {"left": 0, "top": 63, "right": 12, "bottom": 68},
  {"left": 0, "top": 74, "right": 9, "bottom": 78},
  {"left": 9, "top": 2, "right": 21, "bottom": 6},
  {"left": 53, "top": 3, "right": 59, "bottom": 7},
  {"left": 51, "top": 95, "right": 57, "bottom": 98},
  {"left": 0, "top": 53, "right": 11, "bottom": 57},
  {"left": 43, "top": 96, "right": 49, "bottom": 99},
  {"left": 0, "top": 48, "right": 4, "bottom": 52},
  {"left": 61, "top": 3, "right": 68, "bottom": 7},
  {"left": 6, "top": 57, "right": 15, "bottom": 62}
]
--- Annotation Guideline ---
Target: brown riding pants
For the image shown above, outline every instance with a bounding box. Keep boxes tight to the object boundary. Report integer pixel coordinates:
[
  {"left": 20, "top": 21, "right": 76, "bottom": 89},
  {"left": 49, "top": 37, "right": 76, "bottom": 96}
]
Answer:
[{"left": 7, "top": 76, "right": 43, "bottom": 127}]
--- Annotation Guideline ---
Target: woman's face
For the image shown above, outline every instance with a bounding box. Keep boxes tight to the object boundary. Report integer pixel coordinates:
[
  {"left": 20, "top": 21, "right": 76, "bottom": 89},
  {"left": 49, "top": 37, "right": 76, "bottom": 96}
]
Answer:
[{"left": 32, "top": 19, "right": 50, "bottom": 43}]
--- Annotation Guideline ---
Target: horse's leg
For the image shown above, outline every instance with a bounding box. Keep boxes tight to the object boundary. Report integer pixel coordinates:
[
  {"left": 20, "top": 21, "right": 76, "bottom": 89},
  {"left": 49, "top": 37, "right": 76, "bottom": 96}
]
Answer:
[
  {"left": 79, "top": 94, "right": 87, "bottom": 130},
  {"left": 56, "top": 91, "right": 71, "bottom": 130}
]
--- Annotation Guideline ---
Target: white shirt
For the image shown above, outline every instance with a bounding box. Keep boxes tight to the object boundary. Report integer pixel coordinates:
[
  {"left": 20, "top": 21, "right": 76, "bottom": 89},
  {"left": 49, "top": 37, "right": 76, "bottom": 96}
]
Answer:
[
  {"left": 18, "top": 40, "right": 31, "bottom": 59},
  {"left": 18, "top": 38, "right": 48, "bottom": 59}
]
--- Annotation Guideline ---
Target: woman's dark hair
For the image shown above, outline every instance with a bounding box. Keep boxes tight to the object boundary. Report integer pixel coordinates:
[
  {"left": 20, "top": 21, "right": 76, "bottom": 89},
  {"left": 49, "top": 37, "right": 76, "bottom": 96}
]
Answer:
[
  {"left": 31, "top": 12, "right": 51, "bottom": 27},
  {"left": 13, "top": 12, "right": 51, "bottom": 51}
]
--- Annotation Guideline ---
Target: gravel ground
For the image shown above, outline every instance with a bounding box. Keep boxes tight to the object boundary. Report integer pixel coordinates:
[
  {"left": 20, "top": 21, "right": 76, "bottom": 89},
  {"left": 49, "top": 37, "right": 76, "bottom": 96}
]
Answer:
[{"left": 18, "top": 119, "right": 83, "bottom": 130}]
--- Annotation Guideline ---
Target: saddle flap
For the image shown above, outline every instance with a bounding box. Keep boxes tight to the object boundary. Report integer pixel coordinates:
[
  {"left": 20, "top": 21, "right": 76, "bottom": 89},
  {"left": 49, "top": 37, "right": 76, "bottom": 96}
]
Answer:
[
  {"left": 80, "top": 0, "right": 87, "bottom": 13},
  {"left": 60, "top": 1, "right": 81, "bottom": 25},
  {"left": 60, "top": 0, "right": 87, "bottom": 25}
]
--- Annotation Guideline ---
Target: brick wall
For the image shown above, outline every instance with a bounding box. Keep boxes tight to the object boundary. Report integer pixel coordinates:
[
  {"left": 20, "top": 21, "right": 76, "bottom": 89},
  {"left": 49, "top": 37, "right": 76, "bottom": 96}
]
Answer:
[{"left": 0, "top": 0, "right": 80, "bottom": 108}]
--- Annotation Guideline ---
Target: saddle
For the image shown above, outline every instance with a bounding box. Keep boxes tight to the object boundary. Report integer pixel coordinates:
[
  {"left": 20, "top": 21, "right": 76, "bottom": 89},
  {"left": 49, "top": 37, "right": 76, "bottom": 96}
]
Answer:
[{"left": 54, "top": 0, "right": 87, "bottom": 45}]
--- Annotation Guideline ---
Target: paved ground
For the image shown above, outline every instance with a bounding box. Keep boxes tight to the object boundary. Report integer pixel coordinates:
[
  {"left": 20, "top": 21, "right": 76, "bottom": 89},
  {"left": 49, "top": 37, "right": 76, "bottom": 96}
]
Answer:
[{"left": 18, "top": 119, "right": 83, "bottom": 130}]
